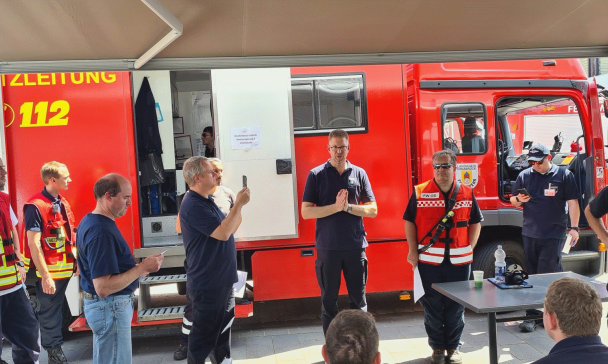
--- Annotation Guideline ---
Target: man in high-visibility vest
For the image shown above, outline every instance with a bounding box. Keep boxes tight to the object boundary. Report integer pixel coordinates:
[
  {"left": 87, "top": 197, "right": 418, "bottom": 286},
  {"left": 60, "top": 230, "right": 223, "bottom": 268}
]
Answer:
[
  {"left": 23, "top": 161, "right": 76, "bottom": 364},
  {"left": 404, "top": 149, "right": 483, "bottom": 364},
  {"left": 0, "top": 157, "right": 41, "bottom": 363}
]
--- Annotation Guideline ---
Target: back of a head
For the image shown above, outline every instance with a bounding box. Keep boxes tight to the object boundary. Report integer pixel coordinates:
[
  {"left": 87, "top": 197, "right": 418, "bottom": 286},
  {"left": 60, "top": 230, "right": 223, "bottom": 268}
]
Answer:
[
  {"left": 545, "top": 277, "right": 602, "bottom": 337},
  {"left": 463, "top": 117, "right": 477, "bottom": 135},
  {"left": 325, "top": 310, "right": 379, "bottom": 364}
]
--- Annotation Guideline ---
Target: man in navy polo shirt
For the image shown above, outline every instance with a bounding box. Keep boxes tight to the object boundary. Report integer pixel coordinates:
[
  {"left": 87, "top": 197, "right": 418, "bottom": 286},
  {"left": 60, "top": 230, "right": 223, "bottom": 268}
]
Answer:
[
  {"left": 77, "top": 174, "right": 163, "bottom": 364},
  {"left": 511, "top": 144, "right": 580, "bottom": 332},
  {"left": 532, "top": 277, "right": 608, "bottom": 363},
  {"left": 301, "top": 129, "right": 377, "bottom": 335},
  {"left": 180, "top": 156, "right": 249, "bottom": 363}
]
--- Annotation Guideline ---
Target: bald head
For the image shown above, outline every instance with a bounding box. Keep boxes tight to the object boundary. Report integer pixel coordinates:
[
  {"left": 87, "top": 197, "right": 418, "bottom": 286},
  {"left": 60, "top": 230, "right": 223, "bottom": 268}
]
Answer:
[{"left": 94, "top": 173, "right": 129, "bottom": 200}]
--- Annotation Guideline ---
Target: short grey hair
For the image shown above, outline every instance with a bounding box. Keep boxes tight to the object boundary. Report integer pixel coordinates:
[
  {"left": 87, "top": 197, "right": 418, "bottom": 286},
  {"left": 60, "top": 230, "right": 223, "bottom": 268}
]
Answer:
[
  {"left": 183, "top": 156, "right": 209, "bottom": 187},
  {"left": 432, "top": 149, "right": 457, "bottom": 166}
]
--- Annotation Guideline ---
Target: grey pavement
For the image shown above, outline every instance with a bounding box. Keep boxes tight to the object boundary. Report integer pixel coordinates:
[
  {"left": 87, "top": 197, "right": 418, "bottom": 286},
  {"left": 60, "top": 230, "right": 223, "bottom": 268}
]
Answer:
[{"left": 2, "top": 290, "right": 608, "bottom": 363}]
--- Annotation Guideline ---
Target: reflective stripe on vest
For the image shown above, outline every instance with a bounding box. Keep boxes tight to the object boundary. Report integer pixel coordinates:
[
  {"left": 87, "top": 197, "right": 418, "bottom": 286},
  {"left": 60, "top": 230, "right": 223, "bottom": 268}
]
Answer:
[
  {"left": 414, "top": 180, "right": 474, "bottom": 266},
  {"left": 23, "top": 192, "right": 76, "bottom": 280},
  {"left": 0, "top": 192, "right": 20, "bottom": 291}
]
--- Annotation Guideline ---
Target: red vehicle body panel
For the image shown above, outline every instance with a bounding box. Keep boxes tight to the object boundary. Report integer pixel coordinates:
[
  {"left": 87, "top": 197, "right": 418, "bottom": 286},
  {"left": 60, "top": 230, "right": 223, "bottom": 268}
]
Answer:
[{"left": 1, "top": 72, "right": 141, "bottom": 252}]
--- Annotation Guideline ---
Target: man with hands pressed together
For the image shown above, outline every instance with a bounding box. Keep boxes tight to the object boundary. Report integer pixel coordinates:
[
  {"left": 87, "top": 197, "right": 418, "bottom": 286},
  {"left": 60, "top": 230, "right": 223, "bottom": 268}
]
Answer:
[
  {"left": 510, "top": 144, "right": 580, "bottom": 333},
  {"left": 301, "top": 129, "right": 377, "bottom": 335}
]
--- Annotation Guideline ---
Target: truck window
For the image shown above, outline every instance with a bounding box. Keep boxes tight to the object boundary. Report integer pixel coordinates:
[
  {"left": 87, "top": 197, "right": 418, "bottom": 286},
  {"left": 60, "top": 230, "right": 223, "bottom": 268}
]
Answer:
[
  {"left": 291, "top": 74, "right": 367, "bottom": 135},
  {"left": 441, "top": 103, "right": 487, "bottom": 154}
]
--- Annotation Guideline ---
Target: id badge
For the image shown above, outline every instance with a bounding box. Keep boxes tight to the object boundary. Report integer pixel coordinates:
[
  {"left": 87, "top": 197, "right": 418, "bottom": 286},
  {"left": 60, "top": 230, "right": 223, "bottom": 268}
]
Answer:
[{"left": 544, "top": 188, "right": 556, "bottom": 196}]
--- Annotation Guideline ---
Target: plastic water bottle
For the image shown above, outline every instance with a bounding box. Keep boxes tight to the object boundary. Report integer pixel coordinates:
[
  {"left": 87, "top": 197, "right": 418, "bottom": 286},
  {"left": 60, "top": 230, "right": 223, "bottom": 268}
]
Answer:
[{"left": 494, "top": 245, "right": 507, "bottom": 284}]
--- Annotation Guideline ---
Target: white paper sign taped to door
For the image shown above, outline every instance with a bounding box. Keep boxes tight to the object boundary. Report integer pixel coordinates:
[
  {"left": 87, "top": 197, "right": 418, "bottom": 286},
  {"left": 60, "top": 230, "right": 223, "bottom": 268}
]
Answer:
[{"left": 231, "top": 126, "right": 262, "bottom": 150}]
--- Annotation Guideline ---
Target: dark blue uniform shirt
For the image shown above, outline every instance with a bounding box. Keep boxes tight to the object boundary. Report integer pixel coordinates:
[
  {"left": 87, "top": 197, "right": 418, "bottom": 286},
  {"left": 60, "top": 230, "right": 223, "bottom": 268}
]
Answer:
[
  {"left": 180, "top": 190, "right": 237, "bottom": 291},
  {"left": 513, "top": 164, "right": 579, "bottom": 239},
  {"left": 532, "top": 335, "right": 608, "bottom": 364},
  {"left": 77, "top": 213, "right": 138, "bottom": 296},
  {"left": 302, "top": 160, "right": 375, "bottom": 251}
]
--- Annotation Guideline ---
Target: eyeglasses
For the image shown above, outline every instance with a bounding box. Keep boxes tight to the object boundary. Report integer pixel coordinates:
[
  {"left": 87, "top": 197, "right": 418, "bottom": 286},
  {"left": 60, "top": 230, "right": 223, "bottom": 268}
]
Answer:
[
  {"left": 433, "top": 163, "right": 453, "bottom": 170},
  {"left": 212, "top": 169, "right": 222, "bottom": 174},
  {"left": 329, "top": 146, "right": 349, "bottom": 152},
  {"left": 528, "top": 157, "right": 546, "bottom": 166}
]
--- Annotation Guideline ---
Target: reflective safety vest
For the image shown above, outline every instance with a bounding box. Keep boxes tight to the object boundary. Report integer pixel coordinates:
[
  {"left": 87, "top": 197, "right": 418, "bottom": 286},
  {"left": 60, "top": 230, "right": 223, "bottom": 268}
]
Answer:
[
  {"left": 22, "top": 192, "right": 76, "bottom": 280},
  {"left": 0, "top": 192, "right": 21, "bottom": 291},
  {"left": 414, "top": 180, "right": 474, "bottom": 266}
]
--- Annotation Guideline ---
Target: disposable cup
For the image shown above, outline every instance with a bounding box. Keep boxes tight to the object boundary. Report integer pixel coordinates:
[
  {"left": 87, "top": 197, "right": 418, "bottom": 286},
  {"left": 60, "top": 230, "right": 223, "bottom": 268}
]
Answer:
[{"left": 473, "top": 270, "right": 484, "bottom": 288}]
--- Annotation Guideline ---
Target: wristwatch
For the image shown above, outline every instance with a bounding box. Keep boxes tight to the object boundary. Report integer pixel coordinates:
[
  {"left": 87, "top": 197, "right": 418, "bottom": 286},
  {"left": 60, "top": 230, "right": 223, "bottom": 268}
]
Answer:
[
  {"left": 15, "top": 261, "right": 24, "bottom": 267},
  {"left": 570, "top": 227, "right": 580, "bottom": 232},
  {"left": 347, "top": 204, "right": 352, "bottom": 213}
]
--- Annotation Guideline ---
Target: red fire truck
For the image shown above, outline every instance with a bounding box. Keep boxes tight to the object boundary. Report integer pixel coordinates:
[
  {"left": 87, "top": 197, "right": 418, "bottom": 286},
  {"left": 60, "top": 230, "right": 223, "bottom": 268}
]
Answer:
[{"left": 1, "top": 59, "right": 606, "bottom": 330}]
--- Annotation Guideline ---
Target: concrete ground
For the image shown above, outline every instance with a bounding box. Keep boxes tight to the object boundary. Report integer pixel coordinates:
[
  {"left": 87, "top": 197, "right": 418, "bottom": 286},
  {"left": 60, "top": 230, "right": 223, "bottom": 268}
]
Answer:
[{"left": 2, "top": 281, "right": 608, "bottom": 364}]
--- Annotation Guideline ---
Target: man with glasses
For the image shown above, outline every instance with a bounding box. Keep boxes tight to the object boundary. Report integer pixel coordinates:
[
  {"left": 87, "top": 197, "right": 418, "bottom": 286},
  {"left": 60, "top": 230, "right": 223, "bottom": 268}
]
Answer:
[
  {"left": 510, "top": 144, "right": 580, "bottom": 333},
  {"left": 404, "top": 149, "right": 482, "bottom": 364},
  {"left": 301, "top": 129, "right": 377, "bottom": 335},
  {"left": 23, "top": 161, "right": 77, "bottom": 364}
]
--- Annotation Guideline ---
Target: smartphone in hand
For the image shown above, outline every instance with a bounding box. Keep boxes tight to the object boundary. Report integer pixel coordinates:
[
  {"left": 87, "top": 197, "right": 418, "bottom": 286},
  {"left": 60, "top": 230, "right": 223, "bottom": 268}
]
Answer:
[
  {"left": 517, "top": 188, "right": 531, "bottom": 197},
  {"left": 243, "top": 175, "right": 247, "bottom": 188}
]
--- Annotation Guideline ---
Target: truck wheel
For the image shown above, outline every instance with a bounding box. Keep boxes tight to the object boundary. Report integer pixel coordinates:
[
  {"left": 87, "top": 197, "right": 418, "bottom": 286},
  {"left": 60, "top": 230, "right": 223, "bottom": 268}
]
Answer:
[{"left": 472, "top": 240, "right": 525, "bottom": 279}]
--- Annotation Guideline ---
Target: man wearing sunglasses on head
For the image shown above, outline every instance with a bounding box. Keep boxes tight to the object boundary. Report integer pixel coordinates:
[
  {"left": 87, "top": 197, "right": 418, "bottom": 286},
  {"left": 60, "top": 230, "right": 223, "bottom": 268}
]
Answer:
[
  {"left": 404, "top": 149, "right": 482, "bottom": 364},
  {"left": 510, "top": 144, "right": 580, "bottom": 333}
]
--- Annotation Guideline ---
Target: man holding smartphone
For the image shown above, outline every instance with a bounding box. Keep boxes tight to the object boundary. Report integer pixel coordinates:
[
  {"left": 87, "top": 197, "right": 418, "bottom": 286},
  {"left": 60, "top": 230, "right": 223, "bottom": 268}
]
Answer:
[
  {"left": 180, "top": 156, "right": 249, "bottom": 363},
  {"left": 510, "top": 144, "right": 580, "bottom": 332}
]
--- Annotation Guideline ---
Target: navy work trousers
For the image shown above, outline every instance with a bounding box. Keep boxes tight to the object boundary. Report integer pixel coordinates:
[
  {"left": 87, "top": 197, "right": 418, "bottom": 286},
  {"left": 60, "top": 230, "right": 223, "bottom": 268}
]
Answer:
[
  {"left": 187, "top": 285, "right": 233, "bottom": 364},
  {"left": 181, "top": 288, "right": 234, "bottom": 362},
  {"left": 0, "top": 287, "right": 41, "bottom": 363},
  {"left": 35, "top": 277, "right": 70, "bottom": 350},
  {"left": 418, "top": 261, "right": 471, "bottom": 351},
  {"left": 523, "top": 235, "right": 565, "bottom": 318},
  {"left": 315, "top": 248, "right": 368, "bottom": 335}
]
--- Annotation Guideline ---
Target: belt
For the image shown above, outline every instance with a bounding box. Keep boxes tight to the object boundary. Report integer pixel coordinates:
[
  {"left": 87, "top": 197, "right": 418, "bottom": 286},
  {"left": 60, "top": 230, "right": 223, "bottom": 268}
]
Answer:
[{"left": 83, "top": 292, "right": 98, "bottom": 300}]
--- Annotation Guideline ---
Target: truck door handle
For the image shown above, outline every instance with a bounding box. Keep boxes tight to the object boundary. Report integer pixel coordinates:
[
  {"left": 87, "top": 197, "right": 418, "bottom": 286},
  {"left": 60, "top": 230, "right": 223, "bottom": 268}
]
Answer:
[
  {"left": 301, "top": 249, "right": 314, "bottom": 257},
  {"left": 276, "top": 159, "right": 292, "bottom": 174}
]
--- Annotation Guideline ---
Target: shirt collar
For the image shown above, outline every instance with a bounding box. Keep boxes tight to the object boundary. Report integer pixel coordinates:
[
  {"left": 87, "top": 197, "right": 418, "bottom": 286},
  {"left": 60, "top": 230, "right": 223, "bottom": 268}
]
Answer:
[
  {"left": 550, "top": 335, "right": 603, "bottom": 353},
  {"left": 41, "top": 187, "right": 61, "bottom": 204},
  {"left": 189, "top": 189, "right": 214, "bottom": 202},
  {"left": 324, "top": 159, "right": 352, "bottom": 171}
]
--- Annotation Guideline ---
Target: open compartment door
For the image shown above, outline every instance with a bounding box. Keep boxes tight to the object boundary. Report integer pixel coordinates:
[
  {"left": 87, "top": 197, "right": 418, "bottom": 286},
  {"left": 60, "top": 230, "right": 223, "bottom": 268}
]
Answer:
[{"left": 211, "top": 68, "right": 298, "bottom": 241}]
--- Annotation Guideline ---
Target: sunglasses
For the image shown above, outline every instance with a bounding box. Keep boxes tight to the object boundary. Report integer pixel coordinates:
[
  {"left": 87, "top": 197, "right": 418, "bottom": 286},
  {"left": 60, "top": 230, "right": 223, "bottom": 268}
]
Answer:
[
  {"left": 528, "top": 157, "right": 546, "bottom": 166},
  {"left": 433, "top": 163, "right": 453, "bottom": 170}
]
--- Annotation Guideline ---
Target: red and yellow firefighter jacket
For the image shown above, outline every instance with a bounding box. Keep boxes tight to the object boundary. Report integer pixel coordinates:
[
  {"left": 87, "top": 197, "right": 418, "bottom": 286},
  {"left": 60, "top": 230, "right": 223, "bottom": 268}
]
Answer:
[
  {"left": 22, "top": 192, "right": 76, "bottom": 280},
  {"left": 414, "top": 180, "right": 474, "bottom": 266},
  {"left": 0, "top": 192, "right": 21, "bottom": 290}
]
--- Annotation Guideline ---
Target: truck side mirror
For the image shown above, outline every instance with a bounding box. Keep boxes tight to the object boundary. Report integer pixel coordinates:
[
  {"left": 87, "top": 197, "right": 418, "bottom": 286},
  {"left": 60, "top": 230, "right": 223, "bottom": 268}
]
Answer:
[{"left": 604, "top": 99, "right": 608, "bottom": 118}]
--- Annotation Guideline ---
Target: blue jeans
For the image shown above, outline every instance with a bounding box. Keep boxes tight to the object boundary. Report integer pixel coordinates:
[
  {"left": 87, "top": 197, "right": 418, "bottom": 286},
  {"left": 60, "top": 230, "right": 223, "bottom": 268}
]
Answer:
[{"left": 84, "top": 294, "right": 133, "bottom": 364}]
